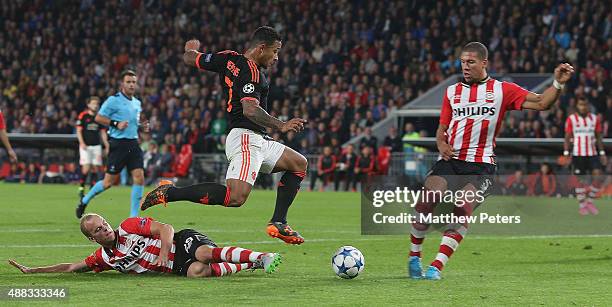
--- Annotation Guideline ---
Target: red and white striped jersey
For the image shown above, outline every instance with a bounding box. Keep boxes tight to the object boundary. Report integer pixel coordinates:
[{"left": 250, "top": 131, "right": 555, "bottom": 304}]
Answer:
[
  {"left": 439, "top": 77, "right": 529, "bottom": 164},
  {"left": 84, "top": 217, "right": 176, "bottom": 274},
  {"left": 565, "top": 113, "right": 602, "bottom": 156}
]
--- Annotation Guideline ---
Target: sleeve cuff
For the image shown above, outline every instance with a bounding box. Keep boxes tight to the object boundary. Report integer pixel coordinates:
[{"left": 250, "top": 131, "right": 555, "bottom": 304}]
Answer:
[{"left": 195, "top": 53, "right": 203, "bottom": 70}]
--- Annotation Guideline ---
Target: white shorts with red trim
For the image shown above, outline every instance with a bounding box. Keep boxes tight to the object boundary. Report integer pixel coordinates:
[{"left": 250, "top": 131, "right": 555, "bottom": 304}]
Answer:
[
  {"left": 225, "top": 128, "right": 286, "bottom": 185},
  {"left": 79, "top": 145, "right": 103, "bottom": 166}
]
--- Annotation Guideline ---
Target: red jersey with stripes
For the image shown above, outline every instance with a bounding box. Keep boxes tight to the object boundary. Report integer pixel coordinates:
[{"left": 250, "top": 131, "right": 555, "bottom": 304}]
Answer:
[
  {"left": 84, "top": 217, "right": 175, "bottom": 274},
  {"left": 196, "top": 51, "right": 269, "bottom": 134},
  {"left": 565, "top": 113, "right": 602, "bottom": 156},
  {"left": 0, "top": 108, "right": 6, "bottom": 130},
  {"left": 439, "top": 77, "right": 529, "bottom": 165}
]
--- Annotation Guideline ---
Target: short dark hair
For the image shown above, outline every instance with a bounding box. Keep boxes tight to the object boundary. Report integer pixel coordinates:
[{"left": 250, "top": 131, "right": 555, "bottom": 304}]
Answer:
[
  {"left": 120, "top": 69, "right": 137, "bottom": 80},
  {"left": 250, "top": 26, "right": 281, "bottom": 47},
  {"left": 462, "top": 42, "right": 488, "bottom": 60}
]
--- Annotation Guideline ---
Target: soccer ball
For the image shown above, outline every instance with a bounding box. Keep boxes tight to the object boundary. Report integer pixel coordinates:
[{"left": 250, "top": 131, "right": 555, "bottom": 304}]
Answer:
[{"left": 331, "top": 246, "right": 365, "bottom": 279}]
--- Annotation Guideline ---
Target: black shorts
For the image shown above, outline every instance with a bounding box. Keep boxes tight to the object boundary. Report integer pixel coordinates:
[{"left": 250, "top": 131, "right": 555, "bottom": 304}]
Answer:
[
  {"left": 572, "top": 156, "right": 602, "bottom": 175},
  {"left": 106, "top": 138, "right": 144, "bottom": 174},
  {"left": 427, "top": 159, "right": 497, "bottom": 195},
  {"left": 172, "top": 229, "right": 217, "bottom": 276}
]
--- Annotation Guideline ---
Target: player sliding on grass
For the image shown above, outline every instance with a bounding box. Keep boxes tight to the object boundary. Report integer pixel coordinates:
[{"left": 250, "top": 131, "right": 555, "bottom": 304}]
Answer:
[
  {"left": 408, "top": 42, "right": 574, "bottom": 280},
  {"left": 8, "top": 213, "right": 282, "bottom": 277},
  {"left": 140, "top": 26, "right": 308, "bottom": 245}
]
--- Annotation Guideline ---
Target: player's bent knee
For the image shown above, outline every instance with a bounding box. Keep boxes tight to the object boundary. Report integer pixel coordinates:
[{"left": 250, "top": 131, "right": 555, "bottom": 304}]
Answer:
[
  {"left": 194, "top": 245, "right": 213, "bottom": 263},
  {"left": 424, "top": 175, "right": 447, "bottom": 192},
  {"left": 227, "top": 194, "right": 248, "bottom": 207},
  {"left": 296, "top": 154, "right": 308, "bottom": 171},
  {"left": 186, "top": 262, "right": 211, "bottom": 277}
]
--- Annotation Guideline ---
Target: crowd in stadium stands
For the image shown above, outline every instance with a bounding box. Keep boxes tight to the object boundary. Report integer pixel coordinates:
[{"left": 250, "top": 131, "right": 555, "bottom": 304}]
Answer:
[{"left": 0, "top": 1, "right": 610, "bottom": 188}]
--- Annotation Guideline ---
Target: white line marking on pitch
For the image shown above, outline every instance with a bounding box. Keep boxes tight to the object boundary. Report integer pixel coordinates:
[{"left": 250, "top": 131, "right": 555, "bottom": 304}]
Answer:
[{"left": 2, "top": 234, "right": 612, "bottom": 249}]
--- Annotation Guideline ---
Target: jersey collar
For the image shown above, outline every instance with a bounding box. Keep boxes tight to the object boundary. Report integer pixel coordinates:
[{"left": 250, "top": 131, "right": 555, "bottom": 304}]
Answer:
[
  {"left": 119, "top": 91, "right": 133, "bottom": 101},
  {"left": 461, "top": 75, "right": 490, "bottom": 87}
]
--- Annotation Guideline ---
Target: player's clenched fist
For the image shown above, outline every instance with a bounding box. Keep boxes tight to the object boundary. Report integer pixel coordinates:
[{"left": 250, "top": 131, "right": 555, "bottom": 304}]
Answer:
[
  {"left": 152, "top": 253, "right": 169, "bottom": 268},
  {"left": 554, "top": 63, "right": 574, "bottom": 84},
  {"left": 185, "top": 39, "right": 201, "bottom": 52},
  {"left": 437, "top": 142, "right": 455, "bottom": 161},
  {"left": 281, "top": 118, "right": 306, "bottom": 133}
]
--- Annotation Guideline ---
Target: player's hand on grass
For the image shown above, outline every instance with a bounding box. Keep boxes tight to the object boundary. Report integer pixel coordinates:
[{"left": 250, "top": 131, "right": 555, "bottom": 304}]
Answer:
[
  {"left": 281, "top": 118, "right": 306, "bottom": 133},
  {"left": 117, "top": 121, "right": 129, "bottom": 130},
  {"left": 8, "top": 149, "right": 17, "bottom": 163},
  {"left": 438, "top": 142, "right": 455, "bottom": 161},
  {"left": 8, "top": 259, "right": 31, "bottom": 274},
  {"left": 153, "top": 253, "right": 169, "bottom": 268},
  {"left": 185, "top": 39, "right": 201, "bottom": 52},
  {"left": 554, "top": 63, "right": 575, "bottom": 84}
]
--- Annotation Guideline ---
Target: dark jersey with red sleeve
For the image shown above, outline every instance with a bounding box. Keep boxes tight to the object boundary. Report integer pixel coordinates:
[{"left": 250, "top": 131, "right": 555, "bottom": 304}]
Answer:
[
  {"left": 76, "top": 111, "right": 104, "bottom": 145},
  {"left": 196, "top": 51, "right": 270, "bottom": 134}
]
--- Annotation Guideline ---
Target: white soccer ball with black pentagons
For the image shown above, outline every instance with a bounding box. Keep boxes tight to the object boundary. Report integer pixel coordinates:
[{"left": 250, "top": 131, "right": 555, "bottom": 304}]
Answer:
[{"left": 331, "top": 246, "right": 365, "bottom": 279}]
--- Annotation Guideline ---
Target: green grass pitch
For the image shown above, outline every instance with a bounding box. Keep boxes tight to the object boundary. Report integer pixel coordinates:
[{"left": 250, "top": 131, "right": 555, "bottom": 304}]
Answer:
[{"left": 0, "top": 183, "right": 611, "bottom": 306}]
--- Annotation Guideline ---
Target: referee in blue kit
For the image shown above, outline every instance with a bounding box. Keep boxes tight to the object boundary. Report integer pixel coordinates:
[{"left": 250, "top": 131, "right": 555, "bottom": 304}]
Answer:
[{"left": 76, "top": 70, "right": 148, "bottom": 218}]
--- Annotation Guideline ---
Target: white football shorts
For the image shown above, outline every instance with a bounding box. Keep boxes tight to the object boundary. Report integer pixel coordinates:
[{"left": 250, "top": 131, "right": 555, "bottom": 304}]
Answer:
[
  {"left": 79, "top": 145, "right": 103, "bottom": 166},
  {"left": 225, "top": 128, "right": 285, "bottom": 185}
]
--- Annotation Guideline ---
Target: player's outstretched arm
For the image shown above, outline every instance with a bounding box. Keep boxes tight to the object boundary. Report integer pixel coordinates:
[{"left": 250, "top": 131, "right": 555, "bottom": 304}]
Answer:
[
  {"left": 8, "top": 259, "right": 91, "bottom": 274},
  {"left": 241, "top": 98, "right": 306, "bottom": 133},
  {"left": 522, "top": 63, "right": 575, "bottom": 111}
]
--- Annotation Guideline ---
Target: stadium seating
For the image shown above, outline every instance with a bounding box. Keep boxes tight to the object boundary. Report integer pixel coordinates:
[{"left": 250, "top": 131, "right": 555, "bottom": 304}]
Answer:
[{"left": 0, "top": 0, "right": 609, "bottom": 180}]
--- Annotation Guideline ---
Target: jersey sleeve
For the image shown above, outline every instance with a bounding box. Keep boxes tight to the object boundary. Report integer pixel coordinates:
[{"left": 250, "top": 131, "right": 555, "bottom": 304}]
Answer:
[
  {"left": 119, "top": 217, "right": 153, "bottom": 236},
  {"left": 439, "top": 91, "right": 452, "bottom": 126},
  {"left": 595, "top": 115, "right": 602, "bottom": 133},
  {"left": 76, "top": 112, "right": 86, "bottom": 129},
  {"left": 196, "top": 52, "right": 229, "bottom": 73},
  {"left": 564, "top": 116, "right": 573, "bottom": 134},
  {"left": 84, "top": 248, "right": 112, "bottom": 272},
  {"left": 98, "top": 97, "right": 115, "bottom": 118},
  {"left": 0, "top": 111, "right": 5, "bottom": 130},
  {"left": 501, "top": 82, "right": 529, "bottom": 111},
  {"left": 237, "top": 60, "right": 262, "bottom": 102}
]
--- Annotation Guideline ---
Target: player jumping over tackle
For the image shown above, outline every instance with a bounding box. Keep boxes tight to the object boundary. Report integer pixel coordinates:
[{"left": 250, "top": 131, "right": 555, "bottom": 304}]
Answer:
[
  {"left": 563, "top": 97, "right": 607, "bottom": 215},
  {"left": 140, "top": 26, "right": 308, "bottom": 245},
  {"left": 408, "top": 42, "right": 574, "bottom": 280},
  {"left": 8, "top": 213, "right": 282, "bottom": 277}
]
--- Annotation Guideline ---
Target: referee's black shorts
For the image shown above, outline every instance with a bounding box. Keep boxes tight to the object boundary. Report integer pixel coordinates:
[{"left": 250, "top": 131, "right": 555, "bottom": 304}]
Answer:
[{"left": 106, "top": 138, "right": 144, "bottom": 174}]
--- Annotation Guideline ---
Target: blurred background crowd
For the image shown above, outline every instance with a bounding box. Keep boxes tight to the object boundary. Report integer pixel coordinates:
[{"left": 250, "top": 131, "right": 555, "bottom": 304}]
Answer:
[{"left": 0, "top": 0, "right": 609, "bottom": 192}]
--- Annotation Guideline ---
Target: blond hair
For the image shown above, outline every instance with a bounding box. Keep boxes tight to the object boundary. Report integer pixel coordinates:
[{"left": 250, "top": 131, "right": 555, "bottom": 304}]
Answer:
[{"left": 79, "top": 213, "right": 102, "bottom": 238}]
